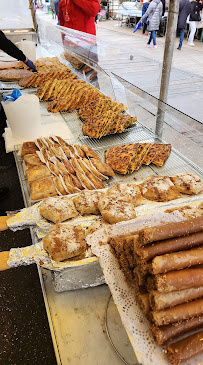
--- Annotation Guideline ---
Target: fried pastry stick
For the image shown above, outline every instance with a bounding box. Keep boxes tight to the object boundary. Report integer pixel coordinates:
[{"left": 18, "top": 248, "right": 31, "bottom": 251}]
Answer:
[
  {"left": 139, "top": 216, "right": 203, "bottom": 246},
  {"left": 166, "top": 330, "right": 203, "bottom": 365},
  {"left": 154, "top": 267, "right": 203, "bottom": 292},
  {"left": 152, "top": 297, "right": 203, "bottom": 326},
  {"left": 151, "top": 315, "right": 203, "bottom": 345}
]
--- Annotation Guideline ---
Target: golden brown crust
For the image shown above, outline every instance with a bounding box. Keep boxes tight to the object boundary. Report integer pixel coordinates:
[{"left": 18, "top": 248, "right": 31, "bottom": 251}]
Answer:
[
  {"left": 40, "top": 196, "right": 78, "bottom": 223},
  {"left": 140, "top": 175, "right": 180, "bottom": 202},
  {"left": 29, "top": 177, "right": 57, "bottom": 201},
  {"left": 170, "top": 173, "right": 203, "bottom": 195},
  {"left": 21, "top": 141, "right": 39, "bottom": 158}
]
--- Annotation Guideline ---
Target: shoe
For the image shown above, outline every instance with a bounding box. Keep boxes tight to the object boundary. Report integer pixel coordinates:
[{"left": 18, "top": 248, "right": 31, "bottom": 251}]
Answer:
[
  {"left": 177, "top": 46, "right": 181, "bottom": 50},
  {"left": 146, "top": 44, "right": 150, "bottom": 47},
  {"left": 188, "top": 42, "right": 194, "bottom": 46},
  {"left": 142, "top": 33, "right": 147, "bottom": 35},
  {"left": 153, "top": 45, "right": 157, "bottom": 48},
  {"left": 157, "top": 34, "right": 163, "bottom": 37},
  {"left": 0, "top": 187, "right": 9, "bottom": 200}
]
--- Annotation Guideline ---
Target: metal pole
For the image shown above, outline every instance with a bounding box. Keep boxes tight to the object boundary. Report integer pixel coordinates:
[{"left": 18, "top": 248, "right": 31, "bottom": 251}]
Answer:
[{"left": 155, "top": 0, "right": 179, "bottom": 137}]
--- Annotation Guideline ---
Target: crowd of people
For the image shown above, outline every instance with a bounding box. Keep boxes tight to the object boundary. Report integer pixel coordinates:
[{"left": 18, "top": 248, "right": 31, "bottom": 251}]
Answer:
[{"left": 141, "top": 0, "right": 202, "bottom": 49}]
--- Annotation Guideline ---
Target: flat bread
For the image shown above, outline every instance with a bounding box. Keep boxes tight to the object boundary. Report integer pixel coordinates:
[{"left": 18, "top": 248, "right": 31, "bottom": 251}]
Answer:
[
  {"left": 151, "top": 144, "right": 171, "bottom": 166},
  {"left": 0, "top": 61, "right": 24, "bottom": 70},
  {"left": 170, "top": 173, "right": 203, "bottom": 195},
  {"left": 73, "top": 190, "right": 105, "bottom": 215},
  {"left": 40, "top": 196, "right": 78, "bottom": 223},
  {"left": 128, "top": 143, "right": 151, "bottom": 173},
  {"left": 43, "top": 223, "right": 86, "bottom": 261},
  {"left": 142, "top": 144, "right": 165, "bottom": 165},
  {"left": 0, "top": 68, "right": 33, "bottom": 81},
  {"left": 105, "top": 143, "right": 140, "bottom": 175},
  {"left": 140, "top": 175, "right": 181, "bottom": 202}
]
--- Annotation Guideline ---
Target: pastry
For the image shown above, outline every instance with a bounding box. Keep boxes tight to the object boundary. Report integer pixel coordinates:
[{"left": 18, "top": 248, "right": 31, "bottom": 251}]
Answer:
[
  {"left": 170, "top": 173, "right": 203, "bottom": 195},
  {"left": 24, "top": 153, "right": 43, "bottom": 167},
  {"left": 25, "top": 164, "right": 52, "bottom": 182},
  {"left": 29, "top": 177, "right": 57, "bottom": 201},
  {"left": 73, "top": 190, "right": 105, "bottom": 215},
  {"left": 21, "top": 141, "right": 39, "bottom": 157},
  {"left": 39, "top": 195, "right": 78, "bottom": 223},
  {"left": 43, "top": 223, "right": 86, "bottom": 261},
  {"left": 105, "top": 143, "right": 140, "bottom": 175},
  {"left": 90, "top": 158, "right": 115, "bottom": 177},
  {"left": 140, "top": 175, "right": 181, "bottom": 202},
  {"left": 98, "top": 193, "right": 137, "bottom": 224},
  {"left": 0, "top": 61, "right": 25, "bottom": 70},
  {"left": 85, "top": 218, "right": 110, "bottom": 235},
  {"left": 151, "top": 144, "right": 171, "bottom": 167},
  {"left": 0, "top": 68, "right": 33, "bottom": 81},
  {"left": 107, "top": 183, "right": 142, "bottom": 206}
]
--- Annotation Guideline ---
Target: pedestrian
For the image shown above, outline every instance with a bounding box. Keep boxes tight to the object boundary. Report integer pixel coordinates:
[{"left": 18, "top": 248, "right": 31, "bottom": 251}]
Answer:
[
  {"left": 58, "top": 0, "right": 100, "bottom": 35},
  {"left": 140, "top": 0, "right": 163, "bottom": 48},
  {"left": 177, "top": 0, "right": 191, "bottom": 50},
  {"left": 157, "top": 0, "right": 165, "bottom": 36},
  {"left": 188, "top": 0, "right": 202, "bottom": 46},
  {"left": 142, "top": 0, "right": 150, "bottom": 35}
]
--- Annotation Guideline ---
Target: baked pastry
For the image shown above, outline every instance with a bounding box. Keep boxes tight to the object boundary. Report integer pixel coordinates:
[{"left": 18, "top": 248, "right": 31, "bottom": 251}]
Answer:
[
  {"left": 128, "top": 143, "right": 151, "bottom": 172},
  {"left": 98, "top": 193, "right": 137, "bottom": 224},
  {"left": 40, "top": 196, "right": 78, "bottom": 223},
  {"left": 140, "top": 175, "right": 181, "bottom": 202},
  {"left": 29, "top": 177, "right": 57, "bottom": 201},
  {"left": 165, "top": 205, "right": 203, "bottom": 219},
  {"left": 105, "top": 143, "right": 141, "bottom": 175},
  {"left": 90, "top": 158, "right": 115, "bottom": 177},
  {"left": 24, "top": 153, "right": 43, "bottom": 167},
  {"left": 151, "top": 144, "right": 171, "bottom": 167},
  {"left": 85, "top": 218, "right": 110, "bottom": 235},
  {"left": 43, "top": 223, "right": 86, "bottom": 261},
  {"left": 0, "top": 68, "right": 33, "bottom": 81},
  {"left": 0, "top": 61, "right": 25, "bottom": 70},
  {"left": 170, "top": 173, "right": 203, "bottom": 195},
  {"left": 21, "top": 141, "right": 39, "bottom": 158},
  {"left": 26, "top": 164, "right": 52, "bottom": 182},
  {"left": 108, "top": 183, "right": 142, "bottom": 206},
  {"left": 73, "top": 190, "right": 105, "bottom": 215}
]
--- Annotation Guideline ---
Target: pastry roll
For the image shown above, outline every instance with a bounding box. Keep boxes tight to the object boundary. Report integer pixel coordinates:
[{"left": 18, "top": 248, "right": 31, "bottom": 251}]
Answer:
[
  {"left": 30, "top": 177, "right": 57, "bottom": 201},
  {"left": 39, "top": 196, "right": 78, "bottom": 223},
  {"left": 135, "top": 231, "right": 203, "bottom": 262},
  {"left": 151, "top": 315, "right": 203, "bottom": 345},
  {"left": 149, "top": 287, "right": 203, "bottom": 311},
  {"left": 166, "top": 330, "right": 203, "bottom": 365},
  {"left": 152, "top": 297, "right": 203, "bottom": 326},
  {"left": 73, "top": 190, "right": 105, "bottom": 215},
  {"left": 152, "top": 246, "right": 203, "bottom": 274},
  {"left": 26, "top": 164, "right": 52, "bottom": 182},
  {"left": 170, "top": 173, "right": 203, "bottom": 195},
  {"left": 139, "top": 216, "right": 203, "bottom": 245},
  {"left": 155, "top": 268, "right": 203, "bottom": 292},
  {"left": 43, "top": 223, "right": 86, "bottom": 261}
]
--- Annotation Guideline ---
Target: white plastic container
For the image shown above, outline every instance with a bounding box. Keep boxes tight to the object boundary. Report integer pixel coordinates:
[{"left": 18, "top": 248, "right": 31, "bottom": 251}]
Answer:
[
  {"left": 3, "top": 95, "right": 41, "bottom": 139},
  {"left": 15, "top": 40, "right": 36, "bottom": 62}
]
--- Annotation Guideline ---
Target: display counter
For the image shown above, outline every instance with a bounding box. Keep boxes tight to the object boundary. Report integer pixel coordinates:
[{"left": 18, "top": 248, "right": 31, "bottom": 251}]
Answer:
[{"left": 0, "top": 21, "right": 203, "bottom": 365}]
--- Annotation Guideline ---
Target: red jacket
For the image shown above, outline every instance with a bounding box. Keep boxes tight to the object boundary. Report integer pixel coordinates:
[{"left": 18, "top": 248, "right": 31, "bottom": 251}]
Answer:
[{"left": 58, "top": 0, "right": 100, "bottom": 35}]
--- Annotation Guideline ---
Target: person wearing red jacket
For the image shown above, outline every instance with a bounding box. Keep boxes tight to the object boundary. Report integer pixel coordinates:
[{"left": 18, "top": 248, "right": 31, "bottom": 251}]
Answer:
[{"left": 58, "top": 0, "right": 100, "bottom": 35}]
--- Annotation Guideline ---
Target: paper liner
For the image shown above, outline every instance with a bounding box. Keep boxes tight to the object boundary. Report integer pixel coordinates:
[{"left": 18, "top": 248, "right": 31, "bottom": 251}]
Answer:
[{"left": 86, "top": 209, "right": 202, "bottom": 365}]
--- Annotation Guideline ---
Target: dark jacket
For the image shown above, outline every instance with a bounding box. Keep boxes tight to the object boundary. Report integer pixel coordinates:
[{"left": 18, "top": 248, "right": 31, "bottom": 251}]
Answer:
[
  {"left": 189, "top": 0, "right": 201, "bottom": 21},
  {"left": 0, "top": 30, "right": 26, "bottom": 62},
  {"left": 142, "top": 2, "right": 149, "bottom": 24},
  {"left": 178, "top": 0, "right": 191, "bottom": 29},
  {"left": 161, "top": 0, "right": 166, "bottom": 16}
]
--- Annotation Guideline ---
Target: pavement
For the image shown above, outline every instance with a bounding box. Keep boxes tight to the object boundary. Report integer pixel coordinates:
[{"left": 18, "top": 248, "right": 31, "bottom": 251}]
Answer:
[{"left": 36, "top": 10, "right": 203, "bottom": 168}]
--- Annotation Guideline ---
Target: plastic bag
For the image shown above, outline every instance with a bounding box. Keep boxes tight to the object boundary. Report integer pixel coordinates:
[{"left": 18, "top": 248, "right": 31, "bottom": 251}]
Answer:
[{"left": 3, "top": 88, "right": 22, "bottom": 102}]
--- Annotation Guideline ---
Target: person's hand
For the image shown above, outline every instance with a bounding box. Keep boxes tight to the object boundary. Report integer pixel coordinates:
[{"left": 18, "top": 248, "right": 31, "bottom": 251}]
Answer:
[{"left": 24, "top": 58, "right": 36, "bottom": 72}]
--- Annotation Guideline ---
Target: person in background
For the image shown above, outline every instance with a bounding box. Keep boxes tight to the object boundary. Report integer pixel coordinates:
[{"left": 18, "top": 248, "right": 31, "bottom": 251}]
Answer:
[
  {"left": 188, "top": 0, "right": 202, "bottom": 45},
  {"left": 177, "top": 0, "right": 191, "bottom": 50},
  {"left": 157, "top": 0, "right": 165, "bottom": 36},
  {"left": 142, "top": 0, "right": 150, "bottom": 35},
  {"left": 140, "top": 0, "right": 163, "bottom": 48},
  {"left": 58, "top": 0, "right": 100, "bottom": 35}
]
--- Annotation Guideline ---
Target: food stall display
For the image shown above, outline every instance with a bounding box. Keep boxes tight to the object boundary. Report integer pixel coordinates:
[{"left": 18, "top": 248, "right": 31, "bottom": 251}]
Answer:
[{"left": 1, "top": 20, "right": 203, "bottom": 365}]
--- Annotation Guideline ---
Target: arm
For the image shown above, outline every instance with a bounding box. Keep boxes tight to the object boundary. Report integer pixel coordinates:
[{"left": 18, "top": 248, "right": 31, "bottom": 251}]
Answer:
[
  {"left": 72, "top": 0, "right": 101, "bottom": 17},
  {"left": 0, "top": 30, "right": 26, "bottom": 62}
]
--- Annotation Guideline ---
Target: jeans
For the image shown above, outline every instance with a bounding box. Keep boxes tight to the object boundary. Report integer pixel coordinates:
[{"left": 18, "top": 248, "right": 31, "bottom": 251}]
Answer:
[
  {"left": 179, "top": 28, "right": 185, "bottom": 48},
  {"left": 147, "top": 30, "right": 156, "bottom": 45}
]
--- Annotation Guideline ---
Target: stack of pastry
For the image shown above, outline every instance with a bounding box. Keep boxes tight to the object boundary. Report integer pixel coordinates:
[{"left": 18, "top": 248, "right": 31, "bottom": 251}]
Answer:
[
  {"left": 105, "top": 143, "right": 172, "bottom": 174},
  {"left": 109, "top": 215, "right": 203, "bottom": 365},
  {"left": 21, "top": 136, "right": 115, "bottom": 201}
]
